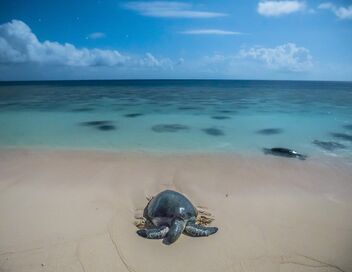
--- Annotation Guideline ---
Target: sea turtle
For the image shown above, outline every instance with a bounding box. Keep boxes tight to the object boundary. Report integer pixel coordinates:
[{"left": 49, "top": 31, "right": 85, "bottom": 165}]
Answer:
[{"left": 137, "top": 190, "right": 218, "bottom": 245}]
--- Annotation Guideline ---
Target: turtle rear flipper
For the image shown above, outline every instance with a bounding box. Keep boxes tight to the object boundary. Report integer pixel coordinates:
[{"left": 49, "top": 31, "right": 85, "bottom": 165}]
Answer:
[
  {"left": 137, "top": 226, "right": 169, "bottom": 239},
  {"left": 184, "top": 222, "right": 218, "bottom": 237},
  {"left": 163, "top": 218, "right": 186, "bottom": 245}
]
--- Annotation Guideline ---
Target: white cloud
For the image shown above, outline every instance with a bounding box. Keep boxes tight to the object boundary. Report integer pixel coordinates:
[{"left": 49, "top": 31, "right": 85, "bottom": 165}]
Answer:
[
  {"left": 180, "top": 29, "right": 242, "bottom": 35},
  {"left": 0, "top": 20, "right": 126, "bottom": 66},
  {"left": 87, "top": 32, "right": 106, "bottom": 39},
  {"left": 239, "top": 43, "right": 313, "bottom": 72},
  {"left": 0, "top": 20, "right": 178, "bottom": 71},
  {"left": 318, "top": 3, "right": 352, "bottom": 20},
  {"left": 123, "top": 1, "right": 227, "bottom": 18},
  {"left": 139, "top": 53, "right": 174, "bottom": 69},
  {"left": 193, "top": 43, "right": 313, "bottom": 76},
  {"left": 257, "top": 1, "right": 305, "bottom": 16}
]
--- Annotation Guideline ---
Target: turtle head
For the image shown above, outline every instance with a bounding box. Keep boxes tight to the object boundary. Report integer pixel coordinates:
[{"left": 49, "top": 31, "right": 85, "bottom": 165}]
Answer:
[{"left": 163, "top": 218, "right": 186, "bottom": 245}]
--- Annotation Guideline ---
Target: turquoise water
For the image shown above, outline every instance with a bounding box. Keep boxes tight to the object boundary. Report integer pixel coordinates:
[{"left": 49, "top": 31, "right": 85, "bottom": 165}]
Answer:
[{"left": 0, "top": 80, "right": 352, "bottom": 159}]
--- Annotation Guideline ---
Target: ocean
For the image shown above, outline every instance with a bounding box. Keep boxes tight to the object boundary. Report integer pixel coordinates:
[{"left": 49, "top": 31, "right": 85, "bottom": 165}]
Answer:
[{"left": 0, "top": 80, "right": 351, "bottom": 159}]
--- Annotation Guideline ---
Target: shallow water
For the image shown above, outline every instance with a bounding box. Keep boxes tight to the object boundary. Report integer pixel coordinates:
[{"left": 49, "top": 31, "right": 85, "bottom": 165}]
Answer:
[{"left": 0, "top": 80, "right": 351, "bottom": 159}]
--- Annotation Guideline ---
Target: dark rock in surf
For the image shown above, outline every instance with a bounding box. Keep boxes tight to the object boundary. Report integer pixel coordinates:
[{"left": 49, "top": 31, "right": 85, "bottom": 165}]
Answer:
[
  {"left": 124, "top": 113, "right": 144, "bottom": 118},
  {"left": 256, "top": 128, "right": 283, "bottom": 135},
  {"left": 312, "top": 140, "right": 346, "bottom": 151},
  {"left": 263, "top": 147, "right": 307, "bottom": 160},
  {"left": 343, "top": 124, "right": 352, "bottom": 130},
  {"left": 202, "top": 128, "right": 225, "bottom": 136},
  {"left": 80, "top": 120, "right": 113, "bottom": 127},
  {"left": 152, "top": 124, "right": 189, "bottom": 133},
  {"left": 97, "top": 125, "right": 116, "bottom": 131},
  {"left": 330, "top": 132, "right": 352, "bottom": 142},
  {"left": 72, "top": 108, "right": 94, "bottom": 112},
  {"left": 211, "top": 116, "right": 231, "bottom": 120}
]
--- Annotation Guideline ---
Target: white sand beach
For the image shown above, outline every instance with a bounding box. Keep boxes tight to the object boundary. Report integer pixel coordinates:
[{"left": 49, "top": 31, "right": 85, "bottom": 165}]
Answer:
[{"left": 0, "top": 149, "right": 351, "bottom": 272}]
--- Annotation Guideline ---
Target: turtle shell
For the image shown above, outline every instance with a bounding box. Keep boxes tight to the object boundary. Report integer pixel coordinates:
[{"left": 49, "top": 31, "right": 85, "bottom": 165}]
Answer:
[{"left": 144, "top": 190, "right": 197, "bottom": 226}]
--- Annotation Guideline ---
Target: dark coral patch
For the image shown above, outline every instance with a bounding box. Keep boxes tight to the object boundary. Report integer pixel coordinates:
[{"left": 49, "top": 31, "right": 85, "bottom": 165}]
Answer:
[
  {"left": 178, "top": 106, "right": 202, "bottom": 110},
  {"left": 202, "top": 128, "right": 225, "bottom": 136},
  {"left": 124, "top": 113, "right": 144, "bottom": 118},
  {"left": 72, "top": 108, "right": 94, "bottom": 112},
  {"left": 211, "top": 116, "right": 231, "bottom": 120},
  {"left": 80, "top": 120, "right": 113, "bottom": 127},
  {"left": 159, "top": 103, "right": 173, "bottom": 107},
  {"left": 151, "top": 124, "right": 189, "bottom": 133},
  {"left": 343, "top": 124, "right": 352, "bottom": 130},
  {"left": 0, "top": 102, "right": 18, "bottom": 108},
  {"left": 256, "top": 128, "right": 283, "bottom": 135},
  {"left": 330, "top": 132, "right": 352, "bottom": 142},
  {"left": 218, "top": 110, "right": 233, "bottom": 114},
  {"left": 97, "top": 125, "right": 116, "bottom": 131},
  {"left": 312, "top": 140, "right": 346, "bottom": 151}
]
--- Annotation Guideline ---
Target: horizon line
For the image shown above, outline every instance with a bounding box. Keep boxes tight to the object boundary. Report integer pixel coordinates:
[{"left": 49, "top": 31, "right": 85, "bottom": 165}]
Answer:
[{"left": 0, "top": 79, "right": 351, "bottom": 84}]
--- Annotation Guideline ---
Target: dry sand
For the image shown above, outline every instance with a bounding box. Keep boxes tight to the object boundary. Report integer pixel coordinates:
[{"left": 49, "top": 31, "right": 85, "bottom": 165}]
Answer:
[{"left": 0, "top": 149, "right": 351, "bottom": 272}]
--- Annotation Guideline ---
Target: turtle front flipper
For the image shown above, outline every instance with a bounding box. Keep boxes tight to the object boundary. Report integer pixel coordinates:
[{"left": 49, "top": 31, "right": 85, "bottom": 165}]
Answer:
[
  {"left": 184, "top": 222, "right": 218, "bottom": 237},
  {"left": 137, "top": 226, "right": 169, "bottom": 239}
]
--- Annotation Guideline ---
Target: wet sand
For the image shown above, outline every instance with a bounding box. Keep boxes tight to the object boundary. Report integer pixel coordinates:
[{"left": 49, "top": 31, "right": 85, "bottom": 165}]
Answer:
[{"left": 0, "top": 149, "right": 351, "bottom": 272}]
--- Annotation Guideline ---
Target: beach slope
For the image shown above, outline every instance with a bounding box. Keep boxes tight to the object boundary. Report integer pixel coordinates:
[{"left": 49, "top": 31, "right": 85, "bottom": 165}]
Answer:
[{"left": 0, "top": 149, "right": 351, "bottom": 272}]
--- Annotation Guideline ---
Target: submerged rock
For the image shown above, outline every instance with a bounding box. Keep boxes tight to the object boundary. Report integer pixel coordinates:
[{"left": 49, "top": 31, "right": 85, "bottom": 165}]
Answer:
[
  {"left": 80, "top": 120, "right": 113, "bottom": 126},
  {"left": 211, "top": 116, "right": 231, "bottom": 120},
  {"left": 201, "top": 128, "right": 225, "bottom": 136},
  {"left": 72, "top": 107, "right": 94, "bottom": 112},
  {"left": 124, "top": 113, "right": 144, "bottom": 118},
  {"left": 312, "top": 140, "right": 346, "bottom": 151},
  {"left": 218, "top": 110, "right": 233, "bottom": 114},
  {"left": 178, "top": 106, "right": 202, "bottom": 111},
  {"left": 343, "top": 124, "right": 352, "bottom": 130},
  {"left": 330, "top": 132, "right": 352, "bottom": 142},
  {"left": 97, "top": 125, "right": 116, "bottom": 131},
  {"left": 152, "top": 124, "right": 189, "bottom": 133},
  {"left": 256, "top": 128, "right": 283, "bottom": 135},
  {"left": 80, "top": 120, "right": 117, "bottom": 131}
]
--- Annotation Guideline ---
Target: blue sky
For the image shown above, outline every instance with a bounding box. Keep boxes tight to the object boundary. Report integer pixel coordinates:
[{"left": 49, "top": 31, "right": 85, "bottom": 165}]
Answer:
[{"left": 0, "top": 0, "right": 351, "bottom": 81}]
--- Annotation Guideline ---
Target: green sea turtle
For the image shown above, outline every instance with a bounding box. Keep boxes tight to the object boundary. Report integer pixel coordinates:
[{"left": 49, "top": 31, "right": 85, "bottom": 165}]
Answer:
[{"left": 137, "top": 190, "right": 218, "bottom": 245}]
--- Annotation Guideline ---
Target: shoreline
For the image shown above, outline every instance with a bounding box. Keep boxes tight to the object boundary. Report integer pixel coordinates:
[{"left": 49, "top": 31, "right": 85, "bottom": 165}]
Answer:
[
  {"left": 1, "top": 145, "right": 351, "bottom": 164},
  {"left": 0, "top": 148, "right": 351, "bottom": 271}
]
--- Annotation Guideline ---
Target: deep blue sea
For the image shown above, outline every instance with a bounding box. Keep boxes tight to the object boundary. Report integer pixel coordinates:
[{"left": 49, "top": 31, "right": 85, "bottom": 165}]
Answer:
[{"left": 0, "top": 80, "right": 352, "bottom": 159}]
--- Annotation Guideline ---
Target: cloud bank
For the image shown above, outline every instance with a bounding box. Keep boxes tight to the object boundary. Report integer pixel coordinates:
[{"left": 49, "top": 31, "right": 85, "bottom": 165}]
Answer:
[
  {"left": 0, "top": 20, "right": 126, "bottom": 66},
  {"left": 0, "top": 20, "right": 177, "bottom": 71},
  {"left": 0, "top": 20, "right": 318, "bottom": 80},
  {"left": 123, "top": 1, "right": 227, "bottom": 18},
  {"left": 257, "top": 1, "right": 305, "bottom": 16},
  {"left": 318, "top": 3, "right": 352, "bottom": 20},
  {"left": 195, "top": 43, "right": 313, "bottom": 77},
  {"left": 139, "top": 53, "right": 174, "bottom": 69},
  {"left": 239, "top": 43, "right": 312, "bottom": 72}
]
